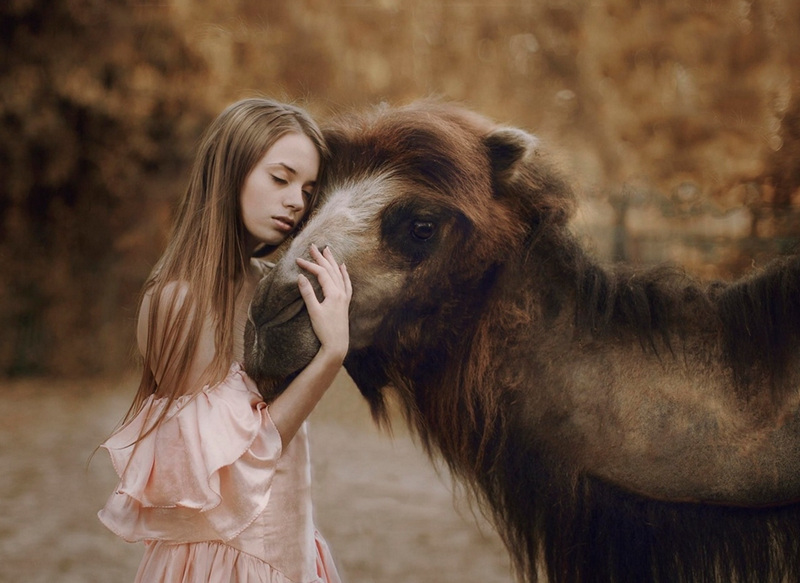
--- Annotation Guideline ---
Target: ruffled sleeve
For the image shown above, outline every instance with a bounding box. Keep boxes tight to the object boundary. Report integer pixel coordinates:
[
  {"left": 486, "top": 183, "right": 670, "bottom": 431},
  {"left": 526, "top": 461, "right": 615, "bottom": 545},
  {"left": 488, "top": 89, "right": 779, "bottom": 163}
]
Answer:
[{"left": 98, "top": 364, "right": 282, "bottom": 543}]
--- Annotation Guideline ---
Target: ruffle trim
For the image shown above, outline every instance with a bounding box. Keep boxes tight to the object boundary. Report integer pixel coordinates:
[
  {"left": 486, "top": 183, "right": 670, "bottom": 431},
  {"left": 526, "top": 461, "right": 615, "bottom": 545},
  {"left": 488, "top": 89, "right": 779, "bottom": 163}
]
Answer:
[
  {"left": 98, "top": 363, "right": 282, "bottom": 543},
  {"left": 133, "top": 533, "right": 341, "bottom": 583}
]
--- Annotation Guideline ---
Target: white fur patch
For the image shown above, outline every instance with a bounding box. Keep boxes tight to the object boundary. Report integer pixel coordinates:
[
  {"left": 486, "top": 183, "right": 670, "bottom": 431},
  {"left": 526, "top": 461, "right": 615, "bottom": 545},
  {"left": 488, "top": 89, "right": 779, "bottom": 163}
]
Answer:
[{"left": 277, "top": 171, "right": 410, "bottom": 348}]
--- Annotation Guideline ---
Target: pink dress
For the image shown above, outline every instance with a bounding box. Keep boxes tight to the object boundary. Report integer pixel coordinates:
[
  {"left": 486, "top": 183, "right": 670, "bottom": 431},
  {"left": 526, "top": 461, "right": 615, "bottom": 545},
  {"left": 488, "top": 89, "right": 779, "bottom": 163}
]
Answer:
[{"left": 98, "top": 363, "right": 342, "bottom": 583}]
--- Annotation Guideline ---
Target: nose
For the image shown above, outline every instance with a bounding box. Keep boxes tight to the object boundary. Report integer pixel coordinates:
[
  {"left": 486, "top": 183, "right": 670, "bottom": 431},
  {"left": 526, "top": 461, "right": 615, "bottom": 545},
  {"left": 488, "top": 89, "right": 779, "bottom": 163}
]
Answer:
[{"left": 284, "top": 185, "right": 306, "bottom": 212}]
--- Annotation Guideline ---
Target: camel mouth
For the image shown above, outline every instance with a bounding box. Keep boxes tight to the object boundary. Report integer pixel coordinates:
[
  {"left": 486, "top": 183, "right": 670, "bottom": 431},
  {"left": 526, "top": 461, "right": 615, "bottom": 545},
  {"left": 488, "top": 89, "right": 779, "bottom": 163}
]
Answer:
[{"left": 245, "top": 280, "right": 320, "bottom": 392}]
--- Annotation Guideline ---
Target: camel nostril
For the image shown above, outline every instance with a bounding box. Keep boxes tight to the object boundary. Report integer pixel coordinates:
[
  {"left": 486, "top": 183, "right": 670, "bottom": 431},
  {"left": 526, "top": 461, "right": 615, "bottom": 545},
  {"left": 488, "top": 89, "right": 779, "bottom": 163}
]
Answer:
[{"left": 266, "top": 297, "right": 306, "bottom": 328}]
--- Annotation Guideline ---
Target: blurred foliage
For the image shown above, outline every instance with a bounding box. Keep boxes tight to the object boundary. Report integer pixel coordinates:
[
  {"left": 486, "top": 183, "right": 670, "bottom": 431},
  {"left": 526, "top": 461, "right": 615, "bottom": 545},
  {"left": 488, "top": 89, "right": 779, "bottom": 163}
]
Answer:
[
  {"left": 0, "top": 0, "right": 213, "bottom": 375},
  {"left": 1, "top": 0, "right": 799, "bottom": 377}
]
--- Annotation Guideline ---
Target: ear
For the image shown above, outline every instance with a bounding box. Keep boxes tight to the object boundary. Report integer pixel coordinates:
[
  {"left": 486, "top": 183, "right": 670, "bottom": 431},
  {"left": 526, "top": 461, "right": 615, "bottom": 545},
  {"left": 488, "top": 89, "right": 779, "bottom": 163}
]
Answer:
[
  {"left": 484, "top": 126, "right": 575, "bottom": 227},
  {"left": 484, "top": 127, "right": 539, "bottom": 175}
]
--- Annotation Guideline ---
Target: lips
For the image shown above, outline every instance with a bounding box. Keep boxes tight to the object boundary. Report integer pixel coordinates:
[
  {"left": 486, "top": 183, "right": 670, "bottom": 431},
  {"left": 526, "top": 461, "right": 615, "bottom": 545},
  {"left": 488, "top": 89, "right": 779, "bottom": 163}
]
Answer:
[{"left": 272, "top": 215, "right": 296, "bottom": 231}]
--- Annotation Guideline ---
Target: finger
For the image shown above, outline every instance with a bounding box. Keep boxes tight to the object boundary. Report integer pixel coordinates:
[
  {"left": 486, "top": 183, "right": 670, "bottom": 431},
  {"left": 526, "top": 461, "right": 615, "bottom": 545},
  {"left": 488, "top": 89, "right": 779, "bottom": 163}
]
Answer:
[
  {"left": 297, "top": 273, "right": 320, "bottom": 311},
  {"left": 296, "top": 260, "right": 346, "bottom": 308},
  {"left": 300, "top": 246, "right": 341, "bottom": 284},
  {"left": 296, "top": 257, "right": 335, "bottom": 293},
  {"left": 322, "top": 244, "right": 337, "bottom": 263},
  {"left": 340, "top": 264, "right": 353, "bottom": 299},
  {"left": 310, "top": 243, "right": 337, "bottom": 270},
  {"left": 309, "top": 243, "right": 326, "bottom": 263},
  {"left": 298, "top": 246, "right": 347, "bottom": 294},
  {"left": 296, "top": 255, "right": 333, "bottom": 280},
  {"left": 319, "top": 245, "right": 345, "bottom": 285},
  {"left": 296, "top": 256, "right": 323, "bottom": 272}
]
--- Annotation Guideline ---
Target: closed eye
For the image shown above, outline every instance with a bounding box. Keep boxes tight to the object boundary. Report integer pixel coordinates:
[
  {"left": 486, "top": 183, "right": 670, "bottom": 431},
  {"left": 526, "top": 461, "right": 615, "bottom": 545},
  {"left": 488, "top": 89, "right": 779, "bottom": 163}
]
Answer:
[{"left": 271, "top": 175, "right": 288, "bottom": 185}]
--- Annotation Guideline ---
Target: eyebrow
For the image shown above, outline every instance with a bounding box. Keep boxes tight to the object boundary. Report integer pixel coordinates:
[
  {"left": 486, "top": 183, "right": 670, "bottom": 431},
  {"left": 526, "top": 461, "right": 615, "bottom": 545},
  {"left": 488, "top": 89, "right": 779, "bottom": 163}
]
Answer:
[
  {"left": 266, "top": 162, "right": 316, "bottom": 185},
  {"left": 266, "top": 162, "right": 297, "bottom": 175}
]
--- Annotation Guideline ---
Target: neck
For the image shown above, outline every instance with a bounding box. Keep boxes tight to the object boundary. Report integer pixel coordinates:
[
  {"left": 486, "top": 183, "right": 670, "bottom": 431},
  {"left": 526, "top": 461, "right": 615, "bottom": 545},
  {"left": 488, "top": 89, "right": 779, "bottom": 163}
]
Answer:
[{"left": 391, "top": 239, "right": 800, "bottom": 507}]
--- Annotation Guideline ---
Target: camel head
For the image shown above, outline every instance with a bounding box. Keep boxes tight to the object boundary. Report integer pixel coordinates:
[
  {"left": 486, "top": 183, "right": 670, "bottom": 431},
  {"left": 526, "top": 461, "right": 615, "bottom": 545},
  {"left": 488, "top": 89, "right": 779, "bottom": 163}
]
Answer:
[{"left": 243, "top": 101, "right": 574, "bottom": 404}]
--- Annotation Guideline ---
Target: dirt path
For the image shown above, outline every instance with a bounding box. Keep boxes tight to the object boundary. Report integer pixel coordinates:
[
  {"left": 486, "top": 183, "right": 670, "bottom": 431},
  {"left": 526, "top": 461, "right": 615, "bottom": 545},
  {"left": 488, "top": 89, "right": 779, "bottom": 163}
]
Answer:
[{"left": 0, "top": 372, "right": 512, "bottom": 582}]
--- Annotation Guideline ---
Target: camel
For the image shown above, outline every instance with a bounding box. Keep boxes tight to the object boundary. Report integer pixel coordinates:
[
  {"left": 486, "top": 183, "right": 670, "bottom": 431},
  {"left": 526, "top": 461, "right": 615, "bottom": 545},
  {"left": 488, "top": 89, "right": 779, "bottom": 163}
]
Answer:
[{"left": 244, "top": 101, "right": 800, "bottom": 583}]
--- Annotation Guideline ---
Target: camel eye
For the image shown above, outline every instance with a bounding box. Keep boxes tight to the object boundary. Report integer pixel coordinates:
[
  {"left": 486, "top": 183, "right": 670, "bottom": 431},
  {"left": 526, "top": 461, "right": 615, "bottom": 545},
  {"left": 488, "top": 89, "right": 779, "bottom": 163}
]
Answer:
[
  {"left": 381, "top": 203, "right": 445, "bottom": 263},
  {"left": 411, "top": 220, "right": 435, "bottom": 240}
]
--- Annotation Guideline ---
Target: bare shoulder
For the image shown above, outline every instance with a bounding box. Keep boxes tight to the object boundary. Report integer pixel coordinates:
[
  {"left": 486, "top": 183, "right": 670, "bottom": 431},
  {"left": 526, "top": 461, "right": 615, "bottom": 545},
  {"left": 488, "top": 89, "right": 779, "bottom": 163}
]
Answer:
[
  {"left": 136, "top": 280, "right": 192, "bottom": 356},
  {"left": 136, "top": 279, "right": 217, "bottom": 389}
]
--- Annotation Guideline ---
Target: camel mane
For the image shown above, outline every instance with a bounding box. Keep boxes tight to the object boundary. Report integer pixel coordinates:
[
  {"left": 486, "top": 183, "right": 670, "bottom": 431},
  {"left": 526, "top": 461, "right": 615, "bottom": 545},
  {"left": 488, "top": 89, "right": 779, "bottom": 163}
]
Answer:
[{"left": 564, "top": 238, "right": 800, "bottom": 400}]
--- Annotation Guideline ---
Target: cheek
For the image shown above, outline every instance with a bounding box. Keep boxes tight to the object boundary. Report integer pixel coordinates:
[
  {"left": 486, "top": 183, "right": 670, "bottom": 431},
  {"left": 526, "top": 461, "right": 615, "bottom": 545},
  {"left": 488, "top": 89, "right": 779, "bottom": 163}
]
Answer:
[
  {"left": 239, "top": 195, "right": 259, "bottom": 233},
  {"left": 240, "top": 174, "right": 276, "bottom": 222},
  {"left": 239, "top": 178, "right": 259, "bottom": 219}
]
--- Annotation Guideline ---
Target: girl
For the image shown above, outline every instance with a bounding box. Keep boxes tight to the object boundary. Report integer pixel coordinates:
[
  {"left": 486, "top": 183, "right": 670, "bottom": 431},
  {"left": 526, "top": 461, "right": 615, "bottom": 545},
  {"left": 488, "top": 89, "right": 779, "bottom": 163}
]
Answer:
[{"left": 98, "top": 98, "right": 350, "bottom": 583}]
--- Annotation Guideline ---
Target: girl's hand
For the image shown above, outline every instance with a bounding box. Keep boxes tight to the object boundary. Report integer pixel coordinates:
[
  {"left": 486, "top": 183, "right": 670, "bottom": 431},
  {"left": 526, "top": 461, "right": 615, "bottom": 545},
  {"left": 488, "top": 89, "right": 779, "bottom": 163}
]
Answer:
[
  {"left": 267, "top": 246, "right": 352, "bottom": 448},
  {"left": 296, "top": 244, "right": 352, "bottom": 362}
]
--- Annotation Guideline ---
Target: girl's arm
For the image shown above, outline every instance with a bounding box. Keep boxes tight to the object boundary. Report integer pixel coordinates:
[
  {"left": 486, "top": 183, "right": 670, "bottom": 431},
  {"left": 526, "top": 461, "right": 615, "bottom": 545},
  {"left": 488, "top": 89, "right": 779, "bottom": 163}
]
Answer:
[
  {"left": 266, "top": 244, "right": 352, "bottom": 449},
  {"left": 137, "top": 281, "right": 216, "bottom": 391}
]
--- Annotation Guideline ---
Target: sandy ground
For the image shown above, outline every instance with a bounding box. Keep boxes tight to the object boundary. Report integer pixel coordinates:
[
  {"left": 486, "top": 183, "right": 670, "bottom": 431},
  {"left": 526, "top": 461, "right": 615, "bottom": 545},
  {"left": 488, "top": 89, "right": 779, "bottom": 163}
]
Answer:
[{"left": 0, "top": 371, "right": 513, "bottom": 583}]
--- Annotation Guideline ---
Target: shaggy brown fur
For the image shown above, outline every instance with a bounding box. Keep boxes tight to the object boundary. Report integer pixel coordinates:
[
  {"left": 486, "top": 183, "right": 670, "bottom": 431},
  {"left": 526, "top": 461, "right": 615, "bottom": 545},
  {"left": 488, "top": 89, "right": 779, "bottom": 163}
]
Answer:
[{"left": 245, "top": 101, "right": 800, "bottom": 583}]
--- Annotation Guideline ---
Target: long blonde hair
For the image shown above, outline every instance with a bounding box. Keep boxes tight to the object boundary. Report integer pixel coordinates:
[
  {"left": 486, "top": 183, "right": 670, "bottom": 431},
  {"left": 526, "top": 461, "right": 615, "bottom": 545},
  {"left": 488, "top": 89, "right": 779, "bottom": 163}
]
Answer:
[{"left": 125, "top": 98, "right": 328, "bottom": 426}]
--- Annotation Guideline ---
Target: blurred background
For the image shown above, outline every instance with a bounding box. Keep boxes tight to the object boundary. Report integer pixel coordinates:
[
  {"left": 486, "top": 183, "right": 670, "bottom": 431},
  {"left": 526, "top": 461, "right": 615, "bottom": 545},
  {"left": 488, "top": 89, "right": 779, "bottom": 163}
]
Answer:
[
  {"left": 2, "top": 0, "right": 800, "bottom": 377},
  {"left": 1, "top": 0, "right": 799, "bottom": 581}
]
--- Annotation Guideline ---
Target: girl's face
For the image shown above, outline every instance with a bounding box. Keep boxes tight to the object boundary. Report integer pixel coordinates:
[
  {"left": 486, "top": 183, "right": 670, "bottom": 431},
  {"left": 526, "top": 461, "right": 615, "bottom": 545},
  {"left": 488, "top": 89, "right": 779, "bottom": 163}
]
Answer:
[{"left": 240, "top": 132, "right": 320, "bottom": 252}]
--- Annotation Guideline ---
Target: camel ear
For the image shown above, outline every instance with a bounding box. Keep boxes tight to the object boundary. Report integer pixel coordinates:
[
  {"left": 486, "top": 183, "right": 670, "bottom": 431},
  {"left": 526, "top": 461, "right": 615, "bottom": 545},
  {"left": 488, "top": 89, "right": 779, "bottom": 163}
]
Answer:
[
  {"left": 485, "top": 126, "right": 575, "bottom": 226},
  {"left": 485, "top": 127, "right": 539, "bottom": 175}
]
